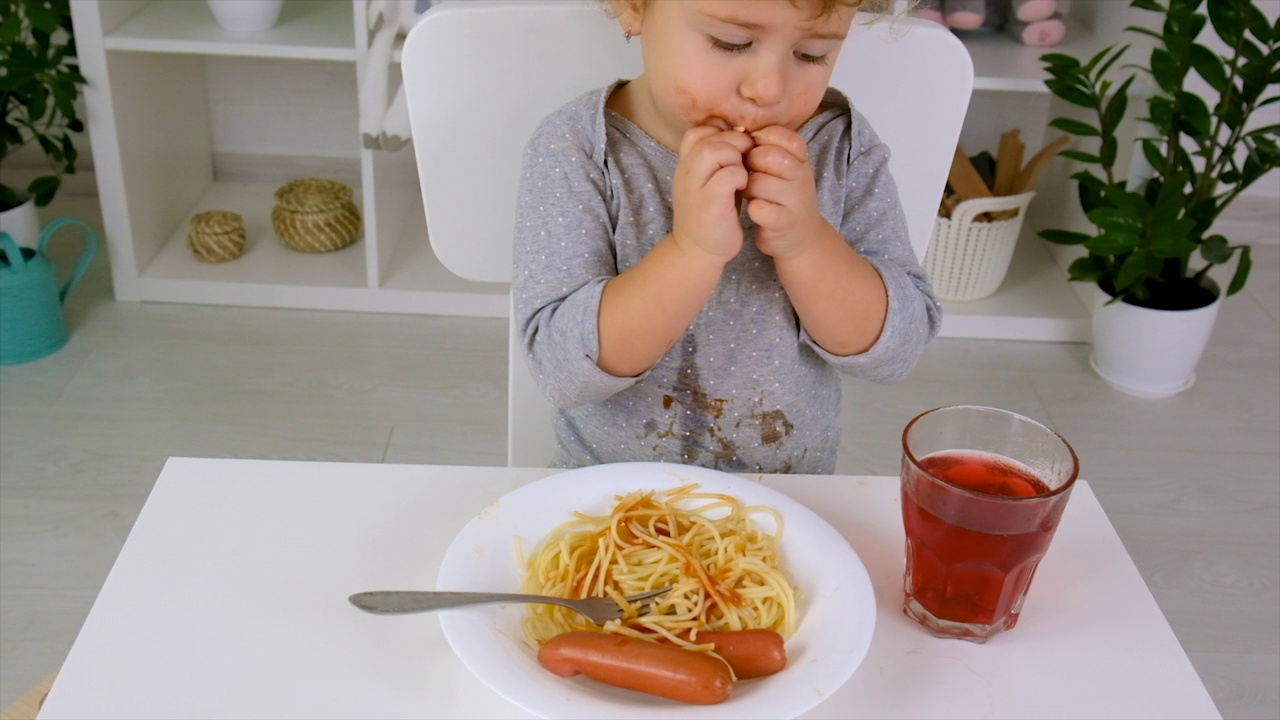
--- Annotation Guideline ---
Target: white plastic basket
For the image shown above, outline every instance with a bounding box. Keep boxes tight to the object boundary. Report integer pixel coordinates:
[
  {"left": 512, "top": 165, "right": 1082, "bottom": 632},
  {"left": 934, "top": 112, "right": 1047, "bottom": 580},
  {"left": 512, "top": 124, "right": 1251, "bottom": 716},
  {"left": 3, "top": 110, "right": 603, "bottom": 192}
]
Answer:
[{"left": 923, "top": 191, "right": 1036, "bottom": 301}]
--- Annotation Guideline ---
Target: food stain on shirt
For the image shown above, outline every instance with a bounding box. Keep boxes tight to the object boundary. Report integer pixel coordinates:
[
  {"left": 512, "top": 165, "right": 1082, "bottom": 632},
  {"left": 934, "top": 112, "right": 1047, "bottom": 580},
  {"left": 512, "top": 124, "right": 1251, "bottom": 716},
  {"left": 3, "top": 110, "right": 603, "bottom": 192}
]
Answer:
[
  {"left": 645, "top": 343, "right": 802, "bottom": 473},
  {"left": 753, "top": 408, "right": 795, "bottom": 446},
  {"left": 654, "top": 335, "right": 736, "bottom": 467}
]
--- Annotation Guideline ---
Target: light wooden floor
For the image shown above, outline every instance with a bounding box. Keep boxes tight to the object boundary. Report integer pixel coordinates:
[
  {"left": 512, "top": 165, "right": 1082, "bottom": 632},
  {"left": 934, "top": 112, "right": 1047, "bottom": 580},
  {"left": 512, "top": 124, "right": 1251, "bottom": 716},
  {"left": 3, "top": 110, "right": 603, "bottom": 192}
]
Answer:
[{"left": 2, "top": 195, "right": 1277, "bottom": 718}]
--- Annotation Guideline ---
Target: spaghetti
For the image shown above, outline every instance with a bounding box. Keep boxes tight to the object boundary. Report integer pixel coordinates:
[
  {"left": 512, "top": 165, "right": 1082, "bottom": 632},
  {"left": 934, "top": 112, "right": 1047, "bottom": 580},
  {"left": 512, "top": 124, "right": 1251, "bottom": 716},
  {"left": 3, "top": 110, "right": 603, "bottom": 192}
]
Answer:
[{"left": 520, "top": 484, "right": 797, "bottom": 649}]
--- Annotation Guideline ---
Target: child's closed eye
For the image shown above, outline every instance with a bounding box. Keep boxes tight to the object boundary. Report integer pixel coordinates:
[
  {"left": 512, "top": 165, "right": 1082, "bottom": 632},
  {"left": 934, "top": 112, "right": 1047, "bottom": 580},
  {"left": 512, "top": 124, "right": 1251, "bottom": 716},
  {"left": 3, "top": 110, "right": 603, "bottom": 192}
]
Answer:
[
  {"left": 708, "top": 36, "right": 751, "bottom": 53},
  {"left": 794, "top": 51, "right": 829, "bottom": 66},
  {"left": 708, "top": 36, "right": 830, "bottom": 66}
]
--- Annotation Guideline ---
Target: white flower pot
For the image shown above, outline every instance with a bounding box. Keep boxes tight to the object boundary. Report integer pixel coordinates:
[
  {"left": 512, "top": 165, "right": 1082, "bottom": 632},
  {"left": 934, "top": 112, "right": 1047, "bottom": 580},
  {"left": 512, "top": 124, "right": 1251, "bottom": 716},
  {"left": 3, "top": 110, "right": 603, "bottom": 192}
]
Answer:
[
  {"left": 1089, "top": 280, "right": 1222, "bottom": 399},
  {"left": 0, "top": 197, "right": 41, "bottom": 249},
  {"left": 207, "top": 0, "right": 284, "bottom": 33}
]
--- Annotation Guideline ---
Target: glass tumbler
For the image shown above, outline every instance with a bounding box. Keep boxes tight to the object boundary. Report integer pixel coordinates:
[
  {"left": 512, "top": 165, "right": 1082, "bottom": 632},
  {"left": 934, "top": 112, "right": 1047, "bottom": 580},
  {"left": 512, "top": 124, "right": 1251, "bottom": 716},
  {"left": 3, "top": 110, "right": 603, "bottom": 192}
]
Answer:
[{"left": 900, "top": 405, "right": 1079, "bottom": 642}]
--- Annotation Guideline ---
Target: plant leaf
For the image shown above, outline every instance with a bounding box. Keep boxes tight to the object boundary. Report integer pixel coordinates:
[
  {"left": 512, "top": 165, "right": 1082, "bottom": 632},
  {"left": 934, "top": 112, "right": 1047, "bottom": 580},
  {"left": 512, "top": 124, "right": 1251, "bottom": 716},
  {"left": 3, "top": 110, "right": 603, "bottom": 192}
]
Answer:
[
  {"left": 1199, "top": 234, "right": 1232, "bottom": 263},
  {"left": 1087, "top": 207, "right": 1144, "bottom": 233},
  {"left": 1067, "top": 255, "right": 1107, "bottom": 283},
  {"left": 1101, "top": 77, "right": 1134, "bottom": 135},
  {"left": 1124, "top": 25, "right": 1164, "bottom": 42},
  {"left": 1049, "top": 118, "right": 1101, "bottom": 136},
  {"left": 1039, "top": 229, "right": 1093, "bottom": 245},
  {"left": 1149, "top": 228, "right": 1198, "bottom": 259},
  {"left": 1074, "top": 170, "right": 1110, "bottom": 188},
  {"left": 1045, "top": 80, "right": 1097, "bottom": 108},
  {"left": 1207, "top": 0, "right": 1243, "bottom": 47},
  {"left": 1243, "top": 0, "right": 1272, "bottom": 43},
  {"left": 1078, "top": 177, "right": 1105, "bottom": 214},
  {"left": 1227, "top": 245, "right": 1252, "bottom": 295},
  {"left": 1175, "top": 91, "right": 1214, "bottom": 138},
  {"left": 1150, "top": 47, "right": 1185, "bottom": 93},
  {"left": 1141, "top": 138, "right": 1167, "bottom": 173},
  {"left": 1041, "top": 52, "right": 1082, "bottom": 68},
  {"left": 1115, "top": 250, "right": 1153, "bottom": 291},
  {"left": 1094, "top": 44, "right": 1132, "bottom": 81},
  {"left": 0, "top": 10, "right": 21, "bottom": 45},
  {"left": 1099, "top": 134, "right": 1119, "bottom": 169},
  {"left": 26, "top": 175, "right": 60, "bottom": 207},
  {"left": 1086, "top": 232, "right": 1142, "bottom": 255},
  {"left": 1189, "top": 43, "right": 1229, "bottom": 92},
  {"left": 1061, "top": 149, "right": 1103, "bottom": 164}
]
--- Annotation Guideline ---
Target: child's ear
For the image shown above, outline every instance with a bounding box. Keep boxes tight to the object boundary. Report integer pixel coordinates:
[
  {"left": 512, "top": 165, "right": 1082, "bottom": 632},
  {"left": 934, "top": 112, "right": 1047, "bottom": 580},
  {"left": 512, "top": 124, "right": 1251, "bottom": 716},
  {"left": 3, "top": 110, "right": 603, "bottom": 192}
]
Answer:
[{"left": 611, "top": 0, "right": 644, "bottom": 37}]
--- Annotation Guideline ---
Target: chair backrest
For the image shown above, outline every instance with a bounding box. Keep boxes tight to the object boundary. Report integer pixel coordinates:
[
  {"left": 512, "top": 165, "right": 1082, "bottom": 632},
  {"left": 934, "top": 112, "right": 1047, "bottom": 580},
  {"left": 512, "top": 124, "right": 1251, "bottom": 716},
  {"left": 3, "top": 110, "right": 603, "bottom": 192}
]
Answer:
[{"left": 402, "top": 0, "right": 973, "bottom": 466}]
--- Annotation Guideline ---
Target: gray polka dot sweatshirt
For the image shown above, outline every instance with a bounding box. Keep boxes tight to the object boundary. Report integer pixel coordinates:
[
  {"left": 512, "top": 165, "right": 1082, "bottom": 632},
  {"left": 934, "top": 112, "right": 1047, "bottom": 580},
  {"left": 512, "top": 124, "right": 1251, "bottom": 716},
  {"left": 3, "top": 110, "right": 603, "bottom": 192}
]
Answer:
[{"left": 512, "top": 84, "right": 940, "bottom": 474}]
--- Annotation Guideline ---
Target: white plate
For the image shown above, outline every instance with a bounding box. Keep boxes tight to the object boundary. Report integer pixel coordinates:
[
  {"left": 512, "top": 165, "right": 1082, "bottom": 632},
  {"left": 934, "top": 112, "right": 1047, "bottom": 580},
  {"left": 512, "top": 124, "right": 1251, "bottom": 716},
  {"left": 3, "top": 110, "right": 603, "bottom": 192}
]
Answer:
[{"left": 436, "top": 462, "right": 876, "bottom": 719}]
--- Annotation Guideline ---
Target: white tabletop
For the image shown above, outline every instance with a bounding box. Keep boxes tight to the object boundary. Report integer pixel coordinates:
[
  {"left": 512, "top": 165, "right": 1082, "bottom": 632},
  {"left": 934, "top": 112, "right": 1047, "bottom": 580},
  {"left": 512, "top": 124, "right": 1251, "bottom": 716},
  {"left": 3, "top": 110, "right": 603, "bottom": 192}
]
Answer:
[{"left": 39, "top": 458, "right": 1220, "bottom": 719}]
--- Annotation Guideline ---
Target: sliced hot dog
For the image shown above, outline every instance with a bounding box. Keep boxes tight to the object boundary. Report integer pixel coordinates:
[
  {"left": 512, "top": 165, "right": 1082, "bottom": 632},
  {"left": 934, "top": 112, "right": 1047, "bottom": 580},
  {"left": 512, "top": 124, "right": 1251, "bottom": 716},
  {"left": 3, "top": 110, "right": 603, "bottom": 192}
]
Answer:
[
  {"left": 687, "top": 629, "right": 788, "bottom": 679},
  {"left": 537, "top": 631, "right": 733, "bottom": 704}
]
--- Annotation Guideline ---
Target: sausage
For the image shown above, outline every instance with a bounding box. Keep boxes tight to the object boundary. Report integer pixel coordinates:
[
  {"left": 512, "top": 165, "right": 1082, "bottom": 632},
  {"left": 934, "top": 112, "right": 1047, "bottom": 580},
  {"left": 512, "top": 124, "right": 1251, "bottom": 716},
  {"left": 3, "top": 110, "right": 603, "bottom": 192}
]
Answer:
[
  {"left": 687, "top": 629, "right": 788, "bottom": 679},
  {"left": 537, "top": 631, "right": 733, "bottom": 704}
]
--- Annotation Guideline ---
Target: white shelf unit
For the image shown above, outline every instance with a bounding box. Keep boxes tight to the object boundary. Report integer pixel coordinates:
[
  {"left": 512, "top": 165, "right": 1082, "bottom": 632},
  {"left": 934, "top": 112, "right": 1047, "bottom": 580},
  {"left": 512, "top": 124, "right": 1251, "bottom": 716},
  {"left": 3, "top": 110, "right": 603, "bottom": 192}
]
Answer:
[
  {"left": 70, "top": 0, "right": 508, "bottom": 318},
  {"left": 69, "top": 1, "right": 1127, "bottom": 339}
]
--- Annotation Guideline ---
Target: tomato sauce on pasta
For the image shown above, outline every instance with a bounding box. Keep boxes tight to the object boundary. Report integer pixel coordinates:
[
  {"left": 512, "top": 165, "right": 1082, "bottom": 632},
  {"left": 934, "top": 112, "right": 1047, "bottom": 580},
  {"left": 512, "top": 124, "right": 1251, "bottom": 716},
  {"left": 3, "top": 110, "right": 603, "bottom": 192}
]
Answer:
[{"left": 519, "top": 484, "right": 796, "bottom": 649}]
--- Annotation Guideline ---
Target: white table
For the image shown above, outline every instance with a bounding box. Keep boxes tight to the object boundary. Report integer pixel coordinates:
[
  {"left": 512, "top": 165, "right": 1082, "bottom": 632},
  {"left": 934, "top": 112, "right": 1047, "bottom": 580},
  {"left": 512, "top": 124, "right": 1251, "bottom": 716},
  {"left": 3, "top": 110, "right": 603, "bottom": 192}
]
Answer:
[{"left": 38, "top": 458, "right": 1220, "bottom": 719}]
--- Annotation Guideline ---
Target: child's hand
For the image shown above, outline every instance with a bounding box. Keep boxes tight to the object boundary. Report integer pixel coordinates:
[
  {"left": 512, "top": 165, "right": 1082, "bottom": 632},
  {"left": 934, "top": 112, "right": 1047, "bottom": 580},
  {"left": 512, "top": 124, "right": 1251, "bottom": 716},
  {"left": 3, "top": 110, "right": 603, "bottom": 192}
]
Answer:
[
  {"left": 743, "top": 126, "right": 826, "bottom": 259},
  {"left": 670, "top": 125, "right": 755, "bottom": 262}
]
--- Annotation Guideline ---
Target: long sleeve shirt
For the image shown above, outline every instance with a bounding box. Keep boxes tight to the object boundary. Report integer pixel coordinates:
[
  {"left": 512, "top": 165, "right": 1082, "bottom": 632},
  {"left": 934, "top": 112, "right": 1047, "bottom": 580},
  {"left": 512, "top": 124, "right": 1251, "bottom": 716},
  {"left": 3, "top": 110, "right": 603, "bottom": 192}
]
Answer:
[{"left": 512, "top": 84, "right": 941, "bottom": 473}]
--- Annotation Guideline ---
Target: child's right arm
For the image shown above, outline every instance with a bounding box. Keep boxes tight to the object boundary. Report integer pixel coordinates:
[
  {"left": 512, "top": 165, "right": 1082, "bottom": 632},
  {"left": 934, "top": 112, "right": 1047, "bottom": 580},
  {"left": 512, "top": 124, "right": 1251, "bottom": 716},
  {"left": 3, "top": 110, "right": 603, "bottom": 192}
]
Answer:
[{"left": 595, "top": 126, "right": 755, "bottom": 378}]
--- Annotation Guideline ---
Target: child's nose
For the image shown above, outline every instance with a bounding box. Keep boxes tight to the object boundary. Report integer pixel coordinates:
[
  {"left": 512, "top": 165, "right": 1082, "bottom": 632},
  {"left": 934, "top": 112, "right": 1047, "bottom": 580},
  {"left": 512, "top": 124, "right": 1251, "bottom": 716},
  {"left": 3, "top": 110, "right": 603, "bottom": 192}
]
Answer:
[{"left": 740, "top": 56, "right": 785, "bottom": 107}]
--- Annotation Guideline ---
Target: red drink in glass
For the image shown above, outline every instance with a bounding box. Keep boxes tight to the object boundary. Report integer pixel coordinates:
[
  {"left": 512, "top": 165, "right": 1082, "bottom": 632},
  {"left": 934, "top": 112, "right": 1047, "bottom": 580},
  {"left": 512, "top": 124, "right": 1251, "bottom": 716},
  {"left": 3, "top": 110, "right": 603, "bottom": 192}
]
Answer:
[{"left": 900, "top": 407, "right": 1078, "bottom": 642}]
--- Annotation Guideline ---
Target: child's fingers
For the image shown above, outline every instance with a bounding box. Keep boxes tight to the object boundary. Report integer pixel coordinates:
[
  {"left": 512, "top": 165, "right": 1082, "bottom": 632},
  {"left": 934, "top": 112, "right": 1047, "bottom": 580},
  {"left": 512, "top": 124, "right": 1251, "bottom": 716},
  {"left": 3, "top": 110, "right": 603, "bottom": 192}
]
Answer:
[
  {"left": 679, "top": 126, "right": 755, "bottom": 159},
  {"left": 684, "top": 146, "right": 744, "bottom": 191},
  {"left": 745, "top": 143, "right": 807, "bottom": 179},
  {"left": 682, "top": 141, "right": 752, "bottom": 192},
  {"left": 749, "top": 126, "right": 808, "bottom": 165},
  {"left": 709, "top": 164, "right": 750, "bottom": 195},
  {"left": 745, "top": 196, "right": 786, "bottom": 229},
  {"left": 745, "top": 169, "right": 785, "bottom": 199},
  {"left": 678, "top": 125, "right": 723, "bottom": 157}
]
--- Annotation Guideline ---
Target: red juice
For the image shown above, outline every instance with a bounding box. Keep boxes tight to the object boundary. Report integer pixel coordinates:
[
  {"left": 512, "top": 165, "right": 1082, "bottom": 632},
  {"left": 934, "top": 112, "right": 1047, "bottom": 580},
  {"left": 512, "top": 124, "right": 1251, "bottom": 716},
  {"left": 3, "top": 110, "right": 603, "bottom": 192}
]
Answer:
[{"left": 902, "top": 449, "right": 1069, "bottom": 634}]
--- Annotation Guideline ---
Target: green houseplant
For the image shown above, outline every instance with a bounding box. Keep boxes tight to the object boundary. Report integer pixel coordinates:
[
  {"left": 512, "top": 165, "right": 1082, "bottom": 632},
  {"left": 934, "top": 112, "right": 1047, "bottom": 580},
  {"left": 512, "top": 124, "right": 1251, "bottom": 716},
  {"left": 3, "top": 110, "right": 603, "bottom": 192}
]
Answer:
[
  {"left": 1040, "top": 0, "right": 1277, "bottom": 308},
  {"left": 1, "top": 0, "right": 87, "bottom": 212},
  {"left": 1038, "top": 0, "right": 1278, "bottom": 397}
]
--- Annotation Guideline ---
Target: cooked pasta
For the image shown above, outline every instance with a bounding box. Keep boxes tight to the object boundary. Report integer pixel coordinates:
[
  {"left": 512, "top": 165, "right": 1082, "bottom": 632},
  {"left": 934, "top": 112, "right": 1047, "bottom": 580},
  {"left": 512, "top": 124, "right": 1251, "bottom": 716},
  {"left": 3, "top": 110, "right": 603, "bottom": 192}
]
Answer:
[{"left": 520, "top": 484, "right": 796, "bottom": 649}]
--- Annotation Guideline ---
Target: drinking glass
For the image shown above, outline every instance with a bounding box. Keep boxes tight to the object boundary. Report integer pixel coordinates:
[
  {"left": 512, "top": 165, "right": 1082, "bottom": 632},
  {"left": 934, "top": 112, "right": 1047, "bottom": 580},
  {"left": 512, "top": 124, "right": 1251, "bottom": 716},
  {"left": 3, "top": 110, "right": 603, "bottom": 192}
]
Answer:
[{"left": 900, "top": 405, "right": 1079, "bottom": 642}]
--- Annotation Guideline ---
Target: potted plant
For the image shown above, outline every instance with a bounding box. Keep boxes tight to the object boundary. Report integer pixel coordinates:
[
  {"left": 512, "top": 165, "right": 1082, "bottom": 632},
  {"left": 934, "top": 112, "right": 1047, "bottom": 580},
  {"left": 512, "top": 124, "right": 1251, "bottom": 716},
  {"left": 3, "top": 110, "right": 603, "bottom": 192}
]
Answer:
[
  {"left": 1, "top": 0, "right": 87, "bottom": 247},
  {"left": 1038, "top": 0, "right": 1278, "bottom": 398}
]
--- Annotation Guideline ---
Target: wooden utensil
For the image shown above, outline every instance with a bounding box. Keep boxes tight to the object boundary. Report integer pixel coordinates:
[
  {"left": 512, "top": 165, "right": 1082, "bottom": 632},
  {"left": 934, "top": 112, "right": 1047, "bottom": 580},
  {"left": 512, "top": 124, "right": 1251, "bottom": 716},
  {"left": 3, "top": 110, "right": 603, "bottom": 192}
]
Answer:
[
  {"left": 992, "top": 129, "right": 1025, "bottom": 196},
  {"left": 948, "top": 146, "right": 994, "bottom": 202},
  {"left": 1015, "top": 135, "right": 1070, "bottom": 195}
]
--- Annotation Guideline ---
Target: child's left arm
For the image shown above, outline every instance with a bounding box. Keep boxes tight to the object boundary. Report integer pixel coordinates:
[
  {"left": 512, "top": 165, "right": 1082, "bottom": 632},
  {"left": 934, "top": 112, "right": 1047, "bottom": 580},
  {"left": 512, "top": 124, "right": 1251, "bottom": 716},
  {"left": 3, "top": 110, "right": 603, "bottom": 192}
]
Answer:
[{"left": 744, "top": 126, "right": 890, "bottom": 356}]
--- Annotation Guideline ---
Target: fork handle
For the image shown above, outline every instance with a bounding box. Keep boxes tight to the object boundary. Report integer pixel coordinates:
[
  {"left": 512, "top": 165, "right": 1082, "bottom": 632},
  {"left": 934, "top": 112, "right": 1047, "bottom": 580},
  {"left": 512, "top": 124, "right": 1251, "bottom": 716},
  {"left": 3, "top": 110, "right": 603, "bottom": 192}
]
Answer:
[{"left": 349, "top": 590, "right": 570, "bottom": 615}]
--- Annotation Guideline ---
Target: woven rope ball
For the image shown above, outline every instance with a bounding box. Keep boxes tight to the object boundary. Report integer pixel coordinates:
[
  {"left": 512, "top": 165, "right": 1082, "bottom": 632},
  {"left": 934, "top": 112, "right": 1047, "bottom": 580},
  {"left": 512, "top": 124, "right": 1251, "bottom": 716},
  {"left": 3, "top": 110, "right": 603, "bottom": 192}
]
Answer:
[
  {"left": 271, "top": 178, "right": 361, "bottom": 253},
  {"left": 187, "top": 210, "right": 246, "bottom": 263}
]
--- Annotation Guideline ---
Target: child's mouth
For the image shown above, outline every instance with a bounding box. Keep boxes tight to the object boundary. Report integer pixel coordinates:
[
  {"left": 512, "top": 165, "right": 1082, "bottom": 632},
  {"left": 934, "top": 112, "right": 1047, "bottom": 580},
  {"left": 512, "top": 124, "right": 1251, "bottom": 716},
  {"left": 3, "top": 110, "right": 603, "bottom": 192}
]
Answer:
[{"left": 706, "top": 117, "right": 751, "bottom": 133}]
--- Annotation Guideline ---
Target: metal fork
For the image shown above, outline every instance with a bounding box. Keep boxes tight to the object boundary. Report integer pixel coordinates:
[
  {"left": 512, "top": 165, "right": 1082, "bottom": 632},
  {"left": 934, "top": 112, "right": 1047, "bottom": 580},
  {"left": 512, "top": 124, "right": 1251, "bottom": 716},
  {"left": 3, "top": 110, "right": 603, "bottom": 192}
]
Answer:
[{"left": 348, "top": 586, "right": 672, "bottom": 625}]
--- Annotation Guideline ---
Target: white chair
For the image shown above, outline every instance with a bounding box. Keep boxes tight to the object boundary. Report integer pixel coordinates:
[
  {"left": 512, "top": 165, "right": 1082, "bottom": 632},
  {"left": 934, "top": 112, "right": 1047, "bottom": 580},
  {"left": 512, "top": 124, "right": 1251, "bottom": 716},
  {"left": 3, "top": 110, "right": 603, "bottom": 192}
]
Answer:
[{"left": 401, "top": 0, "right": 973, "bottom": 467}]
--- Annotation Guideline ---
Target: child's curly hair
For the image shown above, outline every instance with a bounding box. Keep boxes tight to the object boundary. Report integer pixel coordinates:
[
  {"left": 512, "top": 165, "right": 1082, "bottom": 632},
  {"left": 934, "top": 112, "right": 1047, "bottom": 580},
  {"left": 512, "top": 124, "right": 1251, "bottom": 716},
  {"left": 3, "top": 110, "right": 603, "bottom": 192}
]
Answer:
[
  {"left": 810, "top": 0, "right": 899, "bottom": 17},
  {"left": 605, "top": 0, "right": 904, "bottom": 21}
]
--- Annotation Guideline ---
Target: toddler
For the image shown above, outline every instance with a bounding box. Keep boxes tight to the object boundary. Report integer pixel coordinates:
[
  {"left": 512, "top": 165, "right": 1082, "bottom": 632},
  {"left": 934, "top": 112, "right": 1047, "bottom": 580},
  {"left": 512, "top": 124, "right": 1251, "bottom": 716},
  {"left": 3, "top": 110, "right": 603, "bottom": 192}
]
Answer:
[{"left": 512, "top": 0, "right": 941, "bottom": 473}]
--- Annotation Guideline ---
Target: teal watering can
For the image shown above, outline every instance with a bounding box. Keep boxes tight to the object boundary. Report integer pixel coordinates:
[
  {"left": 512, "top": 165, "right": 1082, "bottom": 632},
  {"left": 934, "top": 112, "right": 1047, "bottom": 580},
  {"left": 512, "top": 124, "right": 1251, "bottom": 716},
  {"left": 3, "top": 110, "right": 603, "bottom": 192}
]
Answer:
[{"left": 0, "top": 218, "right": 98, "bottom": 365}]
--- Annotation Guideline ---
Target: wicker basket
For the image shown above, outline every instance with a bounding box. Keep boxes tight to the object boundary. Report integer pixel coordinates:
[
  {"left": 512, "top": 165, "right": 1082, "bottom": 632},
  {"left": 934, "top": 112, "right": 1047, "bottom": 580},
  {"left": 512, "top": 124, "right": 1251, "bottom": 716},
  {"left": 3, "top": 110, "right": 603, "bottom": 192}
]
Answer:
[
  {"left": 923, "top": 191, "right": 1035, "bottom": 301},
  {"left": 187, "top": 210, "right": 246, "bottom": 263},
  {"left": 271, "top": 178, "right": 361, "bottom": 253}
]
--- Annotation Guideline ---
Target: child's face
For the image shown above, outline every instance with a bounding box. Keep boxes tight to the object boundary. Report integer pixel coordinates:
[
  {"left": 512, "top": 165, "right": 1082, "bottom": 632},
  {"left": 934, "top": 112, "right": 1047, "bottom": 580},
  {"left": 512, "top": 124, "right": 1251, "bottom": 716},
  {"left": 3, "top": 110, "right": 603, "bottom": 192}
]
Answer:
[{"left": 617, "top": 0, "right": 857, "bottom": 137}]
